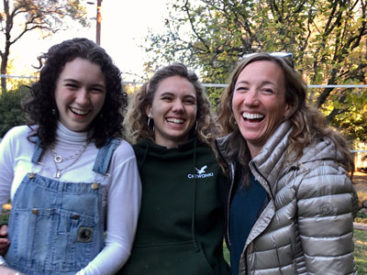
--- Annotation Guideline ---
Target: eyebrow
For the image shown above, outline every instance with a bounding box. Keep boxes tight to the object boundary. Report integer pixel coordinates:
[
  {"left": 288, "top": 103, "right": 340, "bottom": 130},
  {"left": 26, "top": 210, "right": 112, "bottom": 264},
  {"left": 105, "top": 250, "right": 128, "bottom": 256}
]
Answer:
[
  {"left": 236, "top": 80, "right": 277, "bottom": 86},
  {"left": 63, "top": 78, "right": 106, "bottom": 89},
  {"left": 159, "top": 92, "right": 196, "bottom": 98}
]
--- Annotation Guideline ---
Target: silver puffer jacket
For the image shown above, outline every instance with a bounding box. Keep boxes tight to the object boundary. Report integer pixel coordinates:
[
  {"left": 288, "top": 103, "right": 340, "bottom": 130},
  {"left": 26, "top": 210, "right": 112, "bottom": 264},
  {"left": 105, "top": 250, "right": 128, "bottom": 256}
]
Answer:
[{"left": 216, "top": 121, "right": 357, "bottom": 275}]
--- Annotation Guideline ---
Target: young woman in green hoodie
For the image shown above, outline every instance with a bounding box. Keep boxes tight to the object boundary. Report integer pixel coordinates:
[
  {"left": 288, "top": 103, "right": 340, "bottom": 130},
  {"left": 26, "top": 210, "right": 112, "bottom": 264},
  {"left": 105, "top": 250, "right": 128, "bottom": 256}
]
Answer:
[{"left": 118, "top": 63, "right": 230, "bottom": 275}]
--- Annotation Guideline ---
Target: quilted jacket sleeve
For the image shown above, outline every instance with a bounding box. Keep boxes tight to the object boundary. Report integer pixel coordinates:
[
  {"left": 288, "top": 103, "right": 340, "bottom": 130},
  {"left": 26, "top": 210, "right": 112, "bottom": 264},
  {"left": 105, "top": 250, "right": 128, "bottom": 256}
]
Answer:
[{"left": 296, "top": 162, "right": 357, "bottom": 274}]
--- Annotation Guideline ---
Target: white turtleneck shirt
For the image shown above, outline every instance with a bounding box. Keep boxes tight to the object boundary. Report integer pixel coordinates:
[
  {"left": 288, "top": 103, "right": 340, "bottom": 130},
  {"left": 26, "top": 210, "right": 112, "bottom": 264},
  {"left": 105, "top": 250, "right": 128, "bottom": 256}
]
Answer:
[{"left": 0, "top": 123, "right": 142, "bottom": 275}]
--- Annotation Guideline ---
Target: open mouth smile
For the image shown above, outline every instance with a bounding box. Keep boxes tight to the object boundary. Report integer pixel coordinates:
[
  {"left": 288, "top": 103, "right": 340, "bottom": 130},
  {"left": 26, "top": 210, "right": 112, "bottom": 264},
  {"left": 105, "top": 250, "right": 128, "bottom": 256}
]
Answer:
[
  {"left": 242, "top": 112, "right": 264, "bottom": 123},
  {"left": 166, "top": 118, "right": 185, "bottom": 124},
  {"left": 70, "top": 107, "right": 90, "bottom": 116}
]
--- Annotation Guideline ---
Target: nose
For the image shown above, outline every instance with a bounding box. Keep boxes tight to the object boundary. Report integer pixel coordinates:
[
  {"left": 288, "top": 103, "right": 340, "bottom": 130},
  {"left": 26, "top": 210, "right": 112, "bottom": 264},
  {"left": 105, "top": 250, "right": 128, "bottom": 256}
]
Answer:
[
  {"left": 75, "top": 89, "right": 90, "bottom": 106},
  {"left": 244, "top": 89, "right": 259, "bottom": 106},
  {"left": 172, "top": 99, "right": 184, "bottom": 112}
]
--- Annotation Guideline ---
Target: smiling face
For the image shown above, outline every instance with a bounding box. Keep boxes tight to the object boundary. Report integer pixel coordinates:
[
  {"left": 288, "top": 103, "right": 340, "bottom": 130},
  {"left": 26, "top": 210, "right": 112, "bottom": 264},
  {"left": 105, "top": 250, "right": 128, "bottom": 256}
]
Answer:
[
  {"left": 232, "top": 60, "right": 290, "bottom": 157},
  {"left": 146, "top": 75, "right": 197, "bottom": 148},
  {"left": 54, "top": 57, "right": 106, "bottom": 132}
]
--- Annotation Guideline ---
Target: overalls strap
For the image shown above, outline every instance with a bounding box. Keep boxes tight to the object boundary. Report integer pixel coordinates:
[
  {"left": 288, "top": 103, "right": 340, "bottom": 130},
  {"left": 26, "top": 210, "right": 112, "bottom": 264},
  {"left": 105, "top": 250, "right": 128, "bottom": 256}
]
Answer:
[
  {"left": 31, "top": 137, "right": 121, "bottom": 176},
  {"left": 93, "top": 138, "right": 121, "bottom": 175},
  {"left": 31, "top": 137, "right": 43, "bottom": 164}
]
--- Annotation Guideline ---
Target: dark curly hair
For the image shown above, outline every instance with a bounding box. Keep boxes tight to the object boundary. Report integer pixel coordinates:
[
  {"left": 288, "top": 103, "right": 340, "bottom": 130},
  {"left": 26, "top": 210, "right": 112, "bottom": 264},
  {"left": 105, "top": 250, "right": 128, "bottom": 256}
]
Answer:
[{"left": 23, "top": 37, "right": 127, "bottom": 148}]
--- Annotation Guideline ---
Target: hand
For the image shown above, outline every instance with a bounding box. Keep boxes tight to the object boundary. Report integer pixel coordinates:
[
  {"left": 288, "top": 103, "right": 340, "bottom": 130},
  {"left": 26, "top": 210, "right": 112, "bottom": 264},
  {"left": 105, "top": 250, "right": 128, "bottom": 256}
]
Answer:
[
  {"left": 0, "top": 265, "right": 19, "bottom": 275},
  {"left": 0, "top": 224, "right": 9, "bottom": 256}
]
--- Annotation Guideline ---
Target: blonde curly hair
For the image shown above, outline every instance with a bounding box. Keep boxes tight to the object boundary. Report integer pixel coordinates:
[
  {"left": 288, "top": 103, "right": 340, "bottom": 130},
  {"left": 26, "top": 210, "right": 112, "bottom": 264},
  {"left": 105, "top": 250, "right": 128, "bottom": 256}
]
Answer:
[{"left": 124, "top": 63, "right": 220, "bottom": 150}]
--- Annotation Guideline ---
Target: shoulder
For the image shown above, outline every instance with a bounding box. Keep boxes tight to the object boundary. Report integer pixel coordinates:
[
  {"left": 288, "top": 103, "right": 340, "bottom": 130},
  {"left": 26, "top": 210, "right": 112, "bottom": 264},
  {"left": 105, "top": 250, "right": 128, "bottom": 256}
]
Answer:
[
  {"left": 291, "top": 157, "right": 354, "bottom": 201},
  {"left": 106, "top": 139, "right": 139, "bottom": 173},
  {"left": 1, "top": 125, "right": 34, "bottom": 145},
  {"left": 113, "top": 138, "right": 136, "bottom": 159},
  {"left": 3, "top": 125, "right": 31, "bottom": 138},
  {"left": 281, "top": 137, "right": 353, "bottom": 196},
  {"left": 131, "top": 139, "right": 151, "bottom": 159},
  {"left": 215, "top": 134, "right": 232, "bottom": 154},
  {"left": 284, "top": 137, "right": 347, "bottom": 182},
  {"left": 298, "top": 137, "right": 341, "bottom": 164},
  {"left": 0, "top": 125, "right": 36, "bottom": 162}
]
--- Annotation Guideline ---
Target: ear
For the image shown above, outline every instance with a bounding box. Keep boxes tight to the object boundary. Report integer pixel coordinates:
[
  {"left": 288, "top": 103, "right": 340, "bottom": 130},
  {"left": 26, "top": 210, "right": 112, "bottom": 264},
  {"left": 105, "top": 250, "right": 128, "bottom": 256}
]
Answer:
[
  {"left": 284, "top": 104, "right": 291, "bottom": 119},
  {"left": 145, "top": 105, "right": 152, "bottom": 118}
]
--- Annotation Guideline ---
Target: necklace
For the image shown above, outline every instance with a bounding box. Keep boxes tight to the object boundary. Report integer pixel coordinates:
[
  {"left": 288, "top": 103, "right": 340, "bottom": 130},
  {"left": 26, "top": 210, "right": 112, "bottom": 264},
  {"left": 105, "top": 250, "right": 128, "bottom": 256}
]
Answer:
[
  {"left": 51, "top": 143, "right": 89, "bottom": 178},
  {"left": 51, "top": 143, "right": 88, "bottom": 163}
]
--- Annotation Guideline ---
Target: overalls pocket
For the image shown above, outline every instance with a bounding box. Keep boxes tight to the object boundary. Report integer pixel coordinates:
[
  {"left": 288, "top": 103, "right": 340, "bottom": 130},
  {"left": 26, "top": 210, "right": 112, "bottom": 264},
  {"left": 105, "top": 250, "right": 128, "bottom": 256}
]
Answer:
[
  {"left": 7, "top": 207, "right": 56, "bottom": 265},
  {"left": 55, "top": 208, "right": 101, "bottom": 270}
]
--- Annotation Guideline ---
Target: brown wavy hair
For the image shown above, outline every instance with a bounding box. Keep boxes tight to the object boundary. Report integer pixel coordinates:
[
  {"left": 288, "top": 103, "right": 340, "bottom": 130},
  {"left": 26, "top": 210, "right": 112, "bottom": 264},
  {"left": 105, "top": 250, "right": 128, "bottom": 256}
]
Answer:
[
  {"left": 23, "top": 38, "right": 127, "bottom": 148},
  {"left": 124, "top": 63, "right": 219, "bottom": 150},
  {"left": 218, "top": 53, "right": 354, "bottom": 174}
]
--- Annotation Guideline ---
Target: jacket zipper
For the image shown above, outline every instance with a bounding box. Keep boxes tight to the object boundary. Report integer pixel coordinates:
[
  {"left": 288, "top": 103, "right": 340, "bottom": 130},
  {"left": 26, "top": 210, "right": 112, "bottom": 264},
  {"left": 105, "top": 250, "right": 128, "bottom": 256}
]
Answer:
[{"left": 225, "top": 161, "right": 236, "bottom": 248}]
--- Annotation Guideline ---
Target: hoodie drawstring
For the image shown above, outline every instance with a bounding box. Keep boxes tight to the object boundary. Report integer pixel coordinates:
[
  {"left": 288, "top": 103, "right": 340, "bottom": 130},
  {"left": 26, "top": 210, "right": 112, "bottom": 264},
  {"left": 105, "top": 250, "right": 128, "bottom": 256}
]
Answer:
[
  {"left": 139, "top": 142, "right": 150, "bottom": 171},
  {"left": 191, "top": 138, "right": 199, "bottom": 251}
]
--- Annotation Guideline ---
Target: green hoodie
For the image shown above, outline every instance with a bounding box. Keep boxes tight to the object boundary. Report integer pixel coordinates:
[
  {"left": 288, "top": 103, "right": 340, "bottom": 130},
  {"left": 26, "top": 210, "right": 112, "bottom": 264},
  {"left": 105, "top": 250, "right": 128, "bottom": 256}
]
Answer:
[{"left": 118, "top": 137, "right": 230, "bottom": 275}]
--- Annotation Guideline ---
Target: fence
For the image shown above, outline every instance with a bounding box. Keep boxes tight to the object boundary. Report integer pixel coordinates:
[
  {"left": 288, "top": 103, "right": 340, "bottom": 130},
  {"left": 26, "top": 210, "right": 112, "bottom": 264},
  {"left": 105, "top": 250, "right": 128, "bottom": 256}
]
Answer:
[
  {"left": 1, "top": 74, "right": 367, "bottom": 158},
  {"left": 2, "top": 74, "right": 367, "bottom": 89}
]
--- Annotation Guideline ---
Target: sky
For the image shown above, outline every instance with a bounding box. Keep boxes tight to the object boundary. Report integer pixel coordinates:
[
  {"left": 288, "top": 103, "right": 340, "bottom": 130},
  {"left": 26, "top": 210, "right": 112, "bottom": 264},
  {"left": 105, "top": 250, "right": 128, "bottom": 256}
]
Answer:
[{"left": 10, "top": 0, "right": 169, "bottom": 82}]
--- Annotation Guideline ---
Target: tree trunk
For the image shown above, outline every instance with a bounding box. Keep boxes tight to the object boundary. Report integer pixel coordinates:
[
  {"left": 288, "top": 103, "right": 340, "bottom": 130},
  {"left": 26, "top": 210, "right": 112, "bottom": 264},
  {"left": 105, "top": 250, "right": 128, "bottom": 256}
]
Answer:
[{"left": 1, "top": 52, "right": 8, "bottom": 93}]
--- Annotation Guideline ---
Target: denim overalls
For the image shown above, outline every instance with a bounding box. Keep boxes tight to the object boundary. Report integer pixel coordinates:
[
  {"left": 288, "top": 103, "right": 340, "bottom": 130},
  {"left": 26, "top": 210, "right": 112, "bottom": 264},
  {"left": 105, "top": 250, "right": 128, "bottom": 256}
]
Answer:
[{"left": 5, "top": 138, "right": 120, "bottom": 275}]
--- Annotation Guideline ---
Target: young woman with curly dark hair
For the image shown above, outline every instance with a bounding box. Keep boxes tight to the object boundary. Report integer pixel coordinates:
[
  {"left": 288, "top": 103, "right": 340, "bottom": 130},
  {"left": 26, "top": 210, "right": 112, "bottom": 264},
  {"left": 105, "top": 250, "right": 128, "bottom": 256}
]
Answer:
[
  {"left": 0, "top": 38, "right": 141, "bottom": 274},
  {"left": 24, "top": 37, "right": 127, "bottom": 148}
]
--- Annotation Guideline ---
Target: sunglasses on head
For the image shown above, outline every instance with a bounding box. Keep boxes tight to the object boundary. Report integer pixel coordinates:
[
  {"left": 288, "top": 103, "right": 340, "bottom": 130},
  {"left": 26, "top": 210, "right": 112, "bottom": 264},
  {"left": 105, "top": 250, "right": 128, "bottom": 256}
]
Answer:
[{"left": 242, "top": 52, "right": 294, "bottom": 68}]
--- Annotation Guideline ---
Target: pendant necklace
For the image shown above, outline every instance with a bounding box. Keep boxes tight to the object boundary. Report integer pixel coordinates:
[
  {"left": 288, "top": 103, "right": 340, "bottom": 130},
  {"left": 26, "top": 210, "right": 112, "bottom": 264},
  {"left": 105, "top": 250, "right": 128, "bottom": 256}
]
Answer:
[{"left": 51, "top": 143, "right": 89, "bottom": 178}]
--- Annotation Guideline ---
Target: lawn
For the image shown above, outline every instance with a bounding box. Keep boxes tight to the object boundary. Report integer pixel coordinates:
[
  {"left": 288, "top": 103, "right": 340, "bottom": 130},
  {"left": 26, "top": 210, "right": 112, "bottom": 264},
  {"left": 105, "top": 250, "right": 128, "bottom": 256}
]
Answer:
[{"left": 355, "top": 229, "right": 367, "bottom": 274}]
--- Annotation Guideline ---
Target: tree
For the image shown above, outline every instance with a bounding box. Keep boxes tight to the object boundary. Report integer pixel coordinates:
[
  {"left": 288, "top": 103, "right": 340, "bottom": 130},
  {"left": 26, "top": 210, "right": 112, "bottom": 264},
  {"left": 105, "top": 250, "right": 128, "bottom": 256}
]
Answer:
[
  {"left": 144, "top": 0, "right": 367, "bottom": 141},
  {"left": 0, "top": 84, "right": 28, "bottom": 137},
  {"left": 0, "top": 0, "right": 88, "bottom": 92}
]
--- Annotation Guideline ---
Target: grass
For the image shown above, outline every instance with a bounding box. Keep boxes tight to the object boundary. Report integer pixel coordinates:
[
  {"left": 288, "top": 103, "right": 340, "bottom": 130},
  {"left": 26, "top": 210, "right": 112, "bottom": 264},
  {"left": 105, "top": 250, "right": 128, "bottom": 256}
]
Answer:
[
  {"left": 356, "top": 189, "right": 367, "bottom": 224},
  {"left": 0, "top": 210, "right": 10, "bottom": 225},
  {"left": 355, "top": 229, "right": 367, "bottom": 274}
]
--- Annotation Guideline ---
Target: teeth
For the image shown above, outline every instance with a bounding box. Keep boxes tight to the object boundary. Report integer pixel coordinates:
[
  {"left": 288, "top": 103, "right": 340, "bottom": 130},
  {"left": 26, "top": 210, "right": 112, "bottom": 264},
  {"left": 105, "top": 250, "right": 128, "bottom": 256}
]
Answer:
[
  {"left": 167, "top": 118, "right": 184, "bottom": 124},
  {"left": 242, "top": 112, "right": 264, "bottom": 120},
  {"left": 70, "top": 108, "right": 89, "bottom": 115}
]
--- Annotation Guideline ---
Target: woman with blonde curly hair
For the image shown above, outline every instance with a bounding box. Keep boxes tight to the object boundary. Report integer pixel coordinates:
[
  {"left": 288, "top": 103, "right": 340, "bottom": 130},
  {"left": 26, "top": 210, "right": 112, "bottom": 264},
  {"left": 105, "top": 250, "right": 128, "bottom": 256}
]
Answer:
[
  {"left": 217, "top": 53, "right": 357, "bottom": 275},
  {"left": 118, "top": 63, "right": 230, "bottom": 275}
]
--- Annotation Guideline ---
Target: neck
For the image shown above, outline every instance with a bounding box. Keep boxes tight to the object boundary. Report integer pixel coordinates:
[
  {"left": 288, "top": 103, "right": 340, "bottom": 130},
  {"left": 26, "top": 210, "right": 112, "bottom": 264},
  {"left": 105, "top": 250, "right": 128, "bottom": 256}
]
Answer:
[
  {"left": 154, "top": 136, "right": 189, "bottom": 149},
  {"left": 247, "top": 143, "right": 262, "bottom": 159},
  {"left": 56, "top": 121, "right": 88, "bottom": 145}
]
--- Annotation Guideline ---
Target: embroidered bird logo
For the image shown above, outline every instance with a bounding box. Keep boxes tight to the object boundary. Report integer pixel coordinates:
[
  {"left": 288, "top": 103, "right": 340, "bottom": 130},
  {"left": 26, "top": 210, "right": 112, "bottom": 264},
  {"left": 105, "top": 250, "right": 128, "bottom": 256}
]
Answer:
[{"left": 195, "top": 165, "right": 207, "bottom": 175}]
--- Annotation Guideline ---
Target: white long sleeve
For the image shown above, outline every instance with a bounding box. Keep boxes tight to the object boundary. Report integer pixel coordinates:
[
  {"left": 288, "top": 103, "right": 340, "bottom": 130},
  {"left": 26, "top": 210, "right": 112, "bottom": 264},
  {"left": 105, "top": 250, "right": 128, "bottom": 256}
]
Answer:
[
  {"left": 78, "top": 138, "right": 142, "bottom": 274},
  {"left": 0, "top": 124, "right": 142, "bottom": 274}
]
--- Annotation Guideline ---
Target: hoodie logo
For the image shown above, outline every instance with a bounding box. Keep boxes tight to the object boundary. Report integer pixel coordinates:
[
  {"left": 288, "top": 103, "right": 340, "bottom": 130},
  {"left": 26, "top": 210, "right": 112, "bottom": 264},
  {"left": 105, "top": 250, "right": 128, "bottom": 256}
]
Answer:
[
  {"left": 195, "top": 165, "right": 207, "bottom": 174},
  {"left": 188, "top": 165, "right": 214, "bottom": 179}
]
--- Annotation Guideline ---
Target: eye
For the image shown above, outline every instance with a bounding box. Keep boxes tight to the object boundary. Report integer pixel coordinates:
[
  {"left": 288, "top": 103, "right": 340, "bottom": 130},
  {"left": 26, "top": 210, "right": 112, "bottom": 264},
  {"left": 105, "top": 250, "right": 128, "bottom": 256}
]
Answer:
[
  {"left": 183, "top": 97, "right": 196, "bottom": 105},
  {"left": 235, "top": 86, "right": 249, "bottom": 93},
  {"left": 90, "top": 87, "right": 105, "bottom": 94},
  {"left": 65, "top": 83, "right": 78, "bottom": 89},
  {"left": 262, "top": 88, "right": 274, "bottom": 94},
  {"left": 161, "top": 96, "right": 173, "bottom": 102}
]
